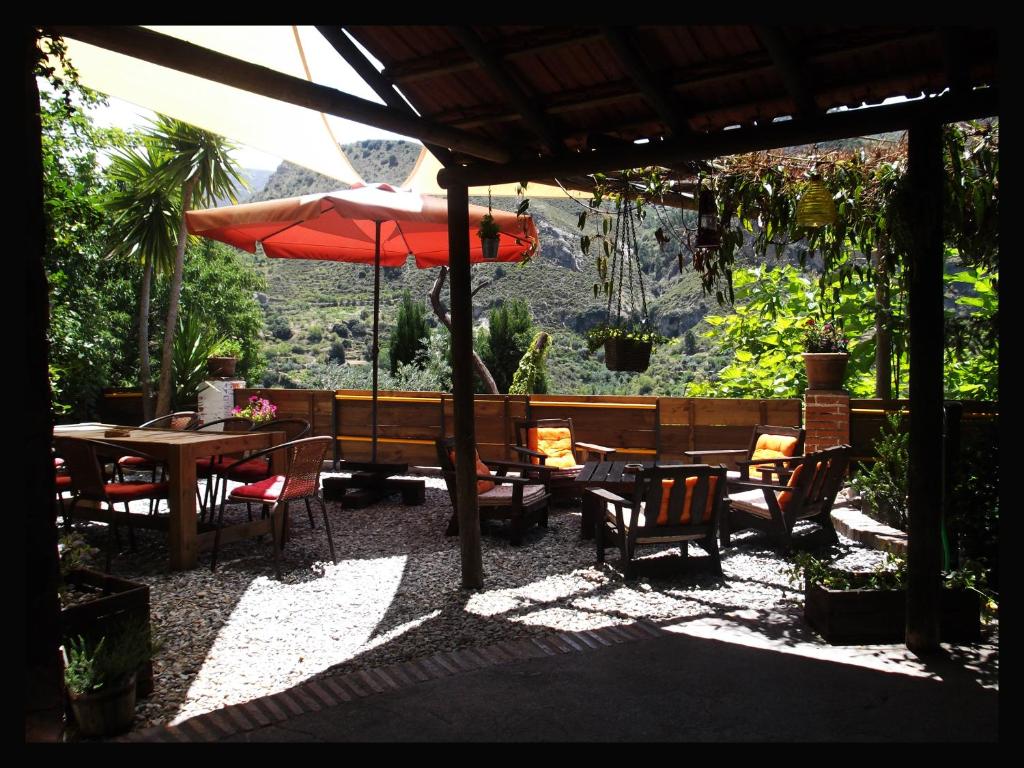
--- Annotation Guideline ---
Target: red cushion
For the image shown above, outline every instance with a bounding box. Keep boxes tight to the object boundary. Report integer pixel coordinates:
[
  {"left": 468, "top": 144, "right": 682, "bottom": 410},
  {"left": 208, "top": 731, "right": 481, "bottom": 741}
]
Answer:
[
  {"left": 55, "top": 475, "right": 72, "bottom": 489},
  {"left": 118, "top": 455, "right": 155, "bottom": 468},
  {"left": 223, "top": 458, "right": 272, "bottom": 481},
  {"left": 230, "top": 475, "right": 286, "bottom": 502},
  {"left": 105, "top": 482, "right": 168, "bottom": 501}
]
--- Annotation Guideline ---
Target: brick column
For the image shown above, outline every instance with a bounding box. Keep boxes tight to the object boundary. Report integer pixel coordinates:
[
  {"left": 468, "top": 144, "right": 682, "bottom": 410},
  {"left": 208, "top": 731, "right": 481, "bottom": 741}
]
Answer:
[{"left": 804, "top": 390, "right": 850, "bottom": 452}]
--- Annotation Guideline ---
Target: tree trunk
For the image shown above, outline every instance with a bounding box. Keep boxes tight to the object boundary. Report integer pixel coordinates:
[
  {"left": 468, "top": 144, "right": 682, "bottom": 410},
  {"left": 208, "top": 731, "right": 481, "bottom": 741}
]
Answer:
[
  {"left": 138, "top": 252, "right": 155, "bottom": 421},
  {"left": 873, "top": 245, "right": 892, "bottom": 400},
  {"left": 155, "top": 176, "right": 196, "bottom": 416},
  {"left": 429, "top": 266, "right": 499, "bottom": 394}
]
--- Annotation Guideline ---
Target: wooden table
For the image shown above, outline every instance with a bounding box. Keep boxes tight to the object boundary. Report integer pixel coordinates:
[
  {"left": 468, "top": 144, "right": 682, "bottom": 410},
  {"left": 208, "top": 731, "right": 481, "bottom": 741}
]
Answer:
[
  {"left": 574, "top": 460, "right": 658, "bottom": 540},
  {"left": 322, "top": 460, "right": 425, "bottom": 509},
  {"left": 54, "top": 423, "right": 285, "bottom": 570}
]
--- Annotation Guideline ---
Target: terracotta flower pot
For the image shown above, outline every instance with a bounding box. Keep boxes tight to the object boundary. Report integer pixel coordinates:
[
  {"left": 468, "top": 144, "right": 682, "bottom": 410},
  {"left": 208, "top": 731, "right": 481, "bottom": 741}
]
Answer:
[
  {"left": 206, "top": 356, "right": 238, "bottom": 378},
  {"left": 803, "top": 352, "right": 848, "bottom": 390}
]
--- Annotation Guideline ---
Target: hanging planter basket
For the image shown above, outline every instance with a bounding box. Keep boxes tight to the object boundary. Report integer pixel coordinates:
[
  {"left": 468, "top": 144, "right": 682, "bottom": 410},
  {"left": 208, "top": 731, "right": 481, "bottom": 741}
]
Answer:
[
  {"left": 604, "top": 337, "right": 652, "bottom": 372},
  {"left": 481, "top": 236, "right": 500, "bottom": 260}
]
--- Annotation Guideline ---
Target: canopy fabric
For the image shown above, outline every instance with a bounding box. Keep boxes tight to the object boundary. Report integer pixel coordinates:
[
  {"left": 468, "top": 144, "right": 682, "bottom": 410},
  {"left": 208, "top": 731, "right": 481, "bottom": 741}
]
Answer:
[
  {"left": 185, "top": 183, "right": 539, "bottom": 268},
  {"left": 63, "top": 26, "right": 369, "bottom": 185}
]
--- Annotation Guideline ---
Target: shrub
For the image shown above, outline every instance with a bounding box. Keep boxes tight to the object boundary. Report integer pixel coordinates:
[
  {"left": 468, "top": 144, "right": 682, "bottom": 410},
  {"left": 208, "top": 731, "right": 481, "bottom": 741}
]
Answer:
[
  {"left": 269, "top": 316, "right": 293, "bottom": 341},
  {"left": 328, "top": 341, "right": 346, "bottom": 364},
  {"left": 852, "top": 413, "right": 909, "bottom": 531}
]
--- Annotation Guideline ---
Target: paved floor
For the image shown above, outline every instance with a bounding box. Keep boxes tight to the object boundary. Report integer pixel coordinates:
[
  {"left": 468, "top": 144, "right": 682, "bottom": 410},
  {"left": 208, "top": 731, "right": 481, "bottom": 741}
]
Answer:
[{"left": 123, "top": 615, "right": 998, "bottom": 742}]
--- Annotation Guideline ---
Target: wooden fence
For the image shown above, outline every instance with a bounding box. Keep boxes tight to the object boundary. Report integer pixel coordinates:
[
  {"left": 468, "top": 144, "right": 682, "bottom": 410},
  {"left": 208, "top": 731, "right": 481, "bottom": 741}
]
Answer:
[
  {"left": 849, "top": 398, "right": 998, "bottom": 464},
  {"left": 235, "top": 388, "right": 802, "bottom": 468}
]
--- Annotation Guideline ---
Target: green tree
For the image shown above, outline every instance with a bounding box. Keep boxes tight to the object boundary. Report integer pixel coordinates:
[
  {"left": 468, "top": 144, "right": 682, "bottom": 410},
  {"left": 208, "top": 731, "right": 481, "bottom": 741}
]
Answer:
[
  {"left": 144, "top": 115, "right": 247, "bottom": 416},
  {"left": 41, "top": 78, "right": 137, "bottom": 420},
  {"left": 389, "top": 290, "right": 428, "bottom": 374},
  {"left": 102, "top": 144, "right": 179, "bottom": 419},
  {"left": 480, "top": 299, "right": 535, "bottom": 393}
]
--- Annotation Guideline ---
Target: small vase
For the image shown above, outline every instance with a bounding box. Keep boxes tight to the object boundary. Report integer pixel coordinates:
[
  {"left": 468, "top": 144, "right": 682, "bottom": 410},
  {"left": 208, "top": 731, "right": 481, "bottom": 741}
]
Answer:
[{"left": 803, "top": 352, "right": 848, "bottom": 390}]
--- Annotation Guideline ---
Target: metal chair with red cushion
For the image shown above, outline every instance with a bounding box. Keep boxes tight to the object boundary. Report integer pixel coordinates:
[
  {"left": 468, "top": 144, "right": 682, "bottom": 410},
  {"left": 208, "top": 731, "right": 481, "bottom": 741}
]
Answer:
[
  {"left": 116, "top": 411, "right": 199, "bottom": 513},
  {"left": 210, "top": 436, "right": 335, "bottom": 578},
  {"left": 54, "top": 437, "right": 170, "bottom": 571},
  {"left": 192, "top": 416, "right": 254, "bottom": 521}
]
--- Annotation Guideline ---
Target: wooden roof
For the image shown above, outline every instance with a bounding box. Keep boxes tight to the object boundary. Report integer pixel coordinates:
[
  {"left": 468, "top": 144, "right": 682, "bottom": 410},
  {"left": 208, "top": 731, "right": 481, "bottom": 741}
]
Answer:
[{"left": 338, "top": 25, "right": 997, "bottom": 187}]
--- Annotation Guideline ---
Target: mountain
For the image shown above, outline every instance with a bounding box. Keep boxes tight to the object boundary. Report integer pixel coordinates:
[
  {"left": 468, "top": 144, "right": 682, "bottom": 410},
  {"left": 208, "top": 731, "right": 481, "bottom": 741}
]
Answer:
[{"left": 245, "top": 141, "right": 764, "bottom": 394}]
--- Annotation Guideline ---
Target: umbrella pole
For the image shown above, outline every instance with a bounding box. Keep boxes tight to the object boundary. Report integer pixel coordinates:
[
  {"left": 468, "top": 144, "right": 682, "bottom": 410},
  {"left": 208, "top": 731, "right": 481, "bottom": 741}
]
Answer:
[{"left": 372, "top": 221, "right": 381, "bottom": 464}]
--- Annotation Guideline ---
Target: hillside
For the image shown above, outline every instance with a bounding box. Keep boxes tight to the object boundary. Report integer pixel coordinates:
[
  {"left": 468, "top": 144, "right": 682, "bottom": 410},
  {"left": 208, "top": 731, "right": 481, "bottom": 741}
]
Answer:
[{"left": 243, "top": 140, "right": 779, "bottom": 394}]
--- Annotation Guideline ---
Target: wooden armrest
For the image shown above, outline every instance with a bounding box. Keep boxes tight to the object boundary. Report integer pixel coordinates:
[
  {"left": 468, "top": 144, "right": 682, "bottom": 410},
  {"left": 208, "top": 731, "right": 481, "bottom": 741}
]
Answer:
[
  {"left": 684, "top": 449, "right": 748, "bottom": 462},
  {"left": 487, "top": 459, "right": 553, "bottom": 478},
  {"left": 511, "top": 446, "right": 546, "bottom": 459},
  {"left": 575, "top": 441, "right": 616, "bottom": 456},
  {"left": 484, "top": 474, "right": 533, "bottom": 486},
  {"left": 584, "top": 487, "right": 630, "bottom": 507},
  {"left": 735, "top": 456, "right": 801, "bottom": 467},
  {"left": 729, "top": 479, "right": 793, "bottom": 493}
]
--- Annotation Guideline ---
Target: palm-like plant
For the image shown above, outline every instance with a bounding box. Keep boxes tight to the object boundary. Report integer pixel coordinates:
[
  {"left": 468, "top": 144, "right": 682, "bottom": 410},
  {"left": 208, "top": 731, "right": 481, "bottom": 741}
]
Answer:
[
  {"left": 143, "top": 115, "right": 248, "bottom": 416},
  {"left": 102, "top": 144, "right": 180, "bottom": 420}
]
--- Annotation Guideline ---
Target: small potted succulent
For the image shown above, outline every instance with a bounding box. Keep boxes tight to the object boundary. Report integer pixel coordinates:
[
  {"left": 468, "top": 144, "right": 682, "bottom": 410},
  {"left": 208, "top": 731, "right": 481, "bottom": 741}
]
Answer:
[
  {"left": 63, "top": 617, "right": 156, "bottom": 737},
  {"left": 586, "top": 323, "right": 668, "bottom": 372},
  {"left": 477, "top": 213, "right": 501, "bottom": 260},
  {"left": 207, "top": 338, "right": 243, "bottom": 378},
  {"left": 802, "top": 317, "right": 849, "bottom": 390}
]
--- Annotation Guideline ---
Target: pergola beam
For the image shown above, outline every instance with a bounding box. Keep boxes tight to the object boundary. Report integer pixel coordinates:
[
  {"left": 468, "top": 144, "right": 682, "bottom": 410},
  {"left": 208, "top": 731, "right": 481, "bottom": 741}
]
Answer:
[
  {"left": 602, "top": 27, "right": 689, "bottom": 136},
  {"left": 449, "top": 27, "right": 566, "bottom": 155},
  {"left": 438, "top": 88, "right": 997, "bottom": 188},
  {"left": 52, "top": 25, "right": 513, "bottom": 165},
  {"left": 755, "top": 26, "right": 818, "bottom": 118},
  {"left": 317, "top": 25, "right": 455, "bottom": 167}
]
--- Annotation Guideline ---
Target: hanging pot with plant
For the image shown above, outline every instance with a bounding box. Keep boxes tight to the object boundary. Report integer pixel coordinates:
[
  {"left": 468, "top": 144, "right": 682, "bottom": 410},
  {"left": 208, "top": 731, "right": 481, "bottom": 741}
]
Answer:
[{"left": 581, "top": 190, "right": 666, "bottom": 372}]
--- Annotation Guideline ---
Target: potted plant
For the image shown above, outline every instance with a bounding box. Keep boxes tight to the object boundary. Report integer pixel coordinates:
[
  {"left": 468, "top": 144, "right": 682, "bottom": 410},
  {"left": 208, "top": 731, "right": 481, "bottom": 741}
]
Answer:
[
  {"left": 231, "top": 394, "right": 278, "bottom": 424},
  {"left": 586, "top": 323, "right": 668, "bottom": 372},
  {"left": 58, "top": 534, "right": 154, "bottom": 699},
  {"left": 478, "top": 213, "right": 501, "bottom": 260},
  {"left": 207, "top": 338, "right": 243, "bottom": 378},
  {"left": 64, "top": 617, "right": 155, "bottom": 738},
  {"left": 801, "top": 318, "right": 849, "bottom": 390},
  {"left": 787, "top": 552, "right": 989, "bottom": 645}
]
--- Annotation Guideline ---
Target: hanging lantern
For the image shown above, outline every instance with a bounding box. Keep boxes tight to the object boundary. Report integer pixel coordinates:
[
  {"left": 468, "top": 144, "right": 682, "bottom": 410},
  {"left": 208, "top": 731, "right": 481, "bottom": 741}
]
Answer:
[
  {"left": 795, "top": 172, "right": 836, "bottom": 228},
  {"left": 696, "top": 182, "right": 721, "bottom": 248}
]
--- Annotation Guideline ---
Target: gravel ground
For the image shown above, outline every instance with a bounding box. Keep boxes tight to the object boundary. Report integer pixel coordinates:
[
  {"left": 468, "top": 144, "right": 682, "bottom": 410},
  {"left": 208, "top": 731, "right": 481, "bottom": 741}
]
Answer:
[{"left": 63, "top": 472, "right": 943, "bottom": 730}]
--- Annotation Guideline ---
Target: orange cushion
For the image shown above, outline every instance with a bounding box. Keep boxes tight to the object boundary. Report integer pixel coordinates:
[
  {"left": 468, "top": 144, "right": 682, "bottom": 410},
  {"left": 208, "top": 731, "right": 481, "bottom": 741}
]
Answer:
[
  {"left": 655, "top": 476, "right": 719, "bottom": 525},
  {"left": 527, "top": 427, "right": 576, "bottom": 469},
  {"left": 449, "top": 449, "right": 495, "bottom": 494},
  {"left": 750, "top": 434, "right": 800, "bottom": 476},
  {"left": 777, "top": 461, "right": 822, "bottom": 512}
]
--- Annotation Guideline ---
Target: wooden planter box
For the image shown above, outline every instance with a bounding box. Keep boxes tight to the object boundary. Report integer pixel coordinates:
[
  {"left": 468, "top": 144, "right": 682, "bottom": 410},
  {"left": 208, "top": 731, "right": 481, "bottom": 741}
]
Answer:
[
  {"left": 61, "top": 569, "right": 153, "bottom": 698},
  {"left": 804, "top": 578, "right": 981, "bottom": 645}
]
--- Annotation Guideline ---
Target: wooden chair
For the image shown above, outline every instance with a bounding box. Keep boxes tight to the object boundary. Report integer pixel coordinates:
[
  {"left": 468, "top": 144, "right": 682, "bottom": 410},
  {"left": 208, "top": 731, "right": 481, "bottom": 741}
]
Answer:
[
  {"left": 512, "top": 418, "right": 615, "bottom": 501},
  {"left": 54, "top": 437, "right": 170, "bottom": 572},
  {"left": 721, "top": 444, "right": 851, "bottom": 552},
  {"left": 211, "top": 436, "right": 336, "bottom": 579},
  {"left": 436, "top": 437, "right": 553, "bottom": 545},
  {"left": 590, "top": 464, "right": 726, "bottom": 579},
  {"left": 686, "top": 424, "right": 805, "bottom": 486}
]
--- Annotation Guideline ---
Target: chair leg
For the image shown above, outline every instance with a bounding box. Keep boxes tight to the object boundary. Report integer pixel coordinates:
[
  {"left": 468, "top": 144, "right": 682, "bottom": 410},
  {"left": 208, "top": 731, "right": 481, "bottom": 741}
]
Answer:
[
  {"left": 267, "top": 502, "right": 283, "bottom": 580},
  {"left": 316, "top": 495, "right": 337, "bottom": 565},
  {"left": 703, "top": 532, "right": 723, "bottom": 575},
  {"left": 105, "top": 505, "right": 116, "bottom": 573},
  {"left": 211, "top": 490, "right": 229, "bottom": 572},
  {"left": 305, "top": 498, "right": 316, "bottom": 529},
  {"left": 509, "top": 513, "right": 523, "bottom": 546},
  {"left": 595, "top": 518, "right": 606, "bottom": 563},
  {"left": 124, "top": 502, "right": 136, "bottom": 550},
  {"left": 719, "top": 507, "right": 732, "bottom": 548}
]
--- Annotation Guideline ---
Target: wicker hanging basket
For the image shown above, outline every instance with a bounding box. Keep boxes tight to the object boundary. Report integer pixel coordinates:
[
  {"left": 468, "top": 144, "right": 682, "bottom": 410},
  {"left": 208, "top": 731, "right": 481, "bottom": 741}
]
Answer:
[{"left": 604, "top": 337, "right": 652, "bottom": 372}]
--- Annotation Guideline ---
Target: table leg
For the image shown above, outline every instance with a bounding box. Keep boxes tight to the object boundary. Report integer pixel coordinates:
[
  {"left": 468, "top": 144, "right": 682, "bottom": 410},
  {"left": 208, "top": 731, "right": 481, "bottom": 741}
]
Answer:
[
  {"left": 167, "top": 447, "right": 198, "bottom": 570},
  {"left": 580, "top": 490, "right": 597, "bottom": 540}
]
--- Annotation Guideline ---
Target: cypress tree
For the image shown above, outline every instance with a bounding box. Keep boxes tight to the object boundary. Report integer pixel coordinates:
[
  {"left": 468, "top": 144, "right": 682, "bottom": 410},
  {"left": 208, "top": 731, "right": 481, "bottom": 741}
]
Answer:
[{"left": 389, "top": 290, "right": 429, "bottom": 374}]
